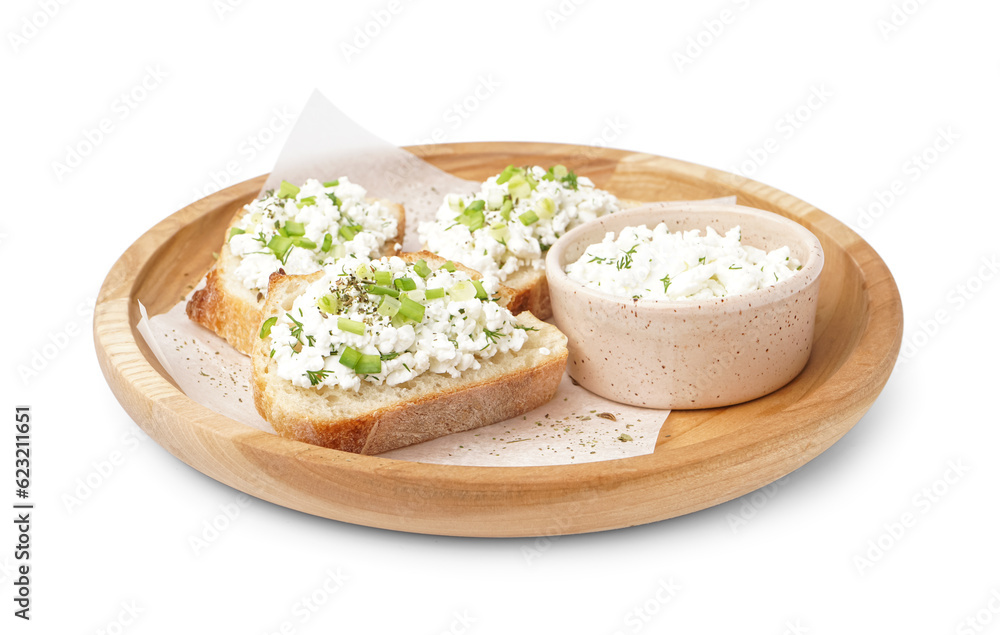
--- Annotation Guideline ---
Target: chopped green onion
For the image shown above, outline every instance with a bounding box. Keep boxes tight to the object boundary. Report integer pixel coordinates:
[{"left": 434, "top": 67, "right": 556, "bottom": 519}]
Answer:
[
  {"left": 291, "top": 237, "right": 316, "bottom": 249},
  {"left": 355, "top": 264, "right": 374, "bottom": 281},
  {"left": 326, "top": 193, "right": 342, "bottom": 207},
  {"left": 496, "top": 165, "right": 519, "bottom": 185},
  {"left": 448, "top": 196, "right": 465, "bottom": 213},
  {"left": 228, "top": 227, "right": 246, "bottom": 240},
  {"left": 398, "top": 296, "right": 426, "bottom": 322},
  {"left": 534, "top": 197, "right": 556, "bottom": 219},
  {"left": 373, "top": 270, "right": 392, "bottom": 286},
  {"left": 405, "top": 289, "right": 426, "bottom": 303},
  {"left": 551, "top": 164, "right": 568, "bottom": 178},
  {"left": 413, "top": 259, "right": 431, "bottom": 279},
  {"left": 448, "top": 280, "right": 476, "bottom": 301},
  {"left": 394, "top": 277, "right": 417, "bottom": 292},
  {"left": 337, "top": 317, "right": 366, "bottom": 335},
  {"left": 488, "top": 222, "right": 509, "bottom": 243},
  {"left": 276, "top": 180, "right": 300, "bottom": 199},
  {"left": 355, "top": 354, "right": 381, "bottom": 375},
  {"left": 296, "top": 196, "right": 316, "bottom": 208},
  {"left": 456, "top": 204, "right": 485, "bottom": 231},
  {"left": 471, "top": 280, "right": 488, "bottom": 300},
  {"left": 500, "top": 198, "right": 514, "bottom": 221},
  {"left": 321, "top": 233, "right": 333, "bottom": 253},
  {"left": 439, "top": 261, "right": 457, "bottom": 272},
  {"left": 519, "top": 210, "right": 539, "bottom": 226},
  {"left": 322, "top": 179, "right": 340, "bottom": 188},
  {"left": 329, "top": 243, "right": 346, "bottom": 260},
  {"left": 368, "top": 285, "right": 399, "bottom": 298},
  {"left": 524, "top": 171, "right": 538, "bottom": 190},
  {"left": 284, "top": 221, "right": 306, "bottom": 236},
  {"left": 267, "top": 235, "right": 294, "bottom": 260},
  {"left": 259, "top": 316, "right": 277, "bottom": 339},
  {"left": 339, "top": 224, "right": 361, "bottom": 241},
  {"left": 317, "top": 294, "right": 339, "bottom": 314},
  {"left": 276, "top": 225, "right": 289, "bottom": 238},
  {"left": 339, "top": 346, "right": 362, "bottom": 369},
  {"left": 507, "top": 174, "right": 532, "bottom": 201},
  {"left": 377, "top": 295, "right": 402, "bottom": 317},
  {"left": 465, "top": 199, "right": 485, "bottom": 213},
  {"left": 425, "top": 287, "right": 446, "bottom": 300}
]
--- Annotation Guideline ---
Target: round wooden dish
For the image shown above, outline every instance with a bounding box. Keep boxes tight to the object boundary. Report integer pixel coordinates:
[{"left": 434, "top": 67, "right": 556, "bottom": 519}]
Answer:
[{"left": 94, "top": 142, "right": 902, "bottom": 537}]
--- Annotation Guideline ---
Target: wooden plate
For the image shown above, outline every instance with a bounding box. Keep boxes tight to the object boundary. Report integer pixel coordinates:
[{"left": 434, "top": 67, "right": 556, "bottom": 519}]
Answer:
[{"left": 94, "top": 142, "right": 902, "bottom": 537}]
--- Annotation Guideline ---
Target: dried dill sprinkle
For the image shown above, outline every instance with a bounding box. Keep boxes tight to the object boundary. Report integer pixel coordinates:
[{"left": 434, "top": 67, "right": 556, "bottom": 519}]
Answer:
[
  {"left": 618, "top": 433, "right": 633, "bottom": 442},
  {"left": 596, "top": 412, "right": 617, "bottom": 421}
]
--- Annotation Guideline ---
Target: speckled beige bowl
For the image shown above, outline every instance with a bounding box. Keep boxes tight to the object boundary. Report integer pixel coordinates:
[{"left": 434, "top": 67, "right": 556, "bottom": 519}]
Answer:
[{"left": 545, "top": 202, "right": 824, "bottom": 409}]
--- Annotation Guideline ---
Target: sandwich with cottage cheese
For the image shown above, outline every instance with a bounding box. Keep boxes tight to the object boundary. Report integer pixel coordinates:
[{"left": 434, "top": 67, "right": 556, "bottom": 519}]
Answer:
[
  {"left": 187, "top": 177, "right": 404, "bottom": 355},
  {"left": 252, "top": 251, "right": 568, "bottom": 454},
  {"left": 417, "top": 165, "right": 628, "bottom": 319}
]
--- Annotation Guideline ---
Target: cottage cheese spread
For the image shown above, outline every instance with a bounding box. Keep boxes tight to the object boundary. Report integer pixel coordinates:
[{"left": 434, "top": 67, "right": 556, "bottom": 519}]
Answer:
[
  {"left": 227, "top": 178, "right": 398, "bottom": 295},
  {"left": 564, "top": 223, "right": 801, "bottom": 300},
  {"left": 417, "top": 165, "right": 620, "bottom": 282},
  {"left": 265, "top": 255, "right": 530, "bottom": 391}
]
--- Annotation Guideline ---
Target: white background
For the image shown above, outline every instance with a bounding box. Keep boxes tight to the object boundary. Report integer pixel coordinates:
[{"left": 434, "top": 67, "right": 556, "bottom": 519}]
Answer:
[{"left": 3, "top": 0, "right": 998, "bottom": 633}]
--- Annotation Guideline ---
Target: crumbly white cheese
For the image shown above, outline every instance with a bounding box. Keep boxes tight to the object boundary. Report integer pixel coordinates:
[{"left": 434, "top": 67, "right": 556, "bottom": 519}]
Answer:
[
  {"left": 564, "top": 223, "right": 801, "bottom": 300},
  {"left": 267, "top": 255, "right": 531, "bottom": 391},
  {"left": 417, "top": 165, "right": 620, "bottom": 282},
  {"left": 227, "top": 178, "right": 398, "bottom": 295}
]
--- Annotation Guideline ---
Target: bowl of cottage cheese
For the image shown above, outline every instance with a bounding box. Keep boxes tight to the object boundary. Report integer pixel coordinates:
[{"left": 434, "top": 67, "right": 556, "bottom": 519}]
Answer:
[{"left": 545, "top": 202, "right": 824, "bottom": 409}]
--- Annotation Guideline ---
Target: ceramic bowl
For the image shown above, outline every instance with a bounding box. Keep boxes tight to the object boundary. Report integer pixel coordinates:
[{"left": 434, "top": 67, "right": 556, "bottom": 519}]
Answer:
[{"left": 545, "top": 202, "right": 825, "bottom": 409}]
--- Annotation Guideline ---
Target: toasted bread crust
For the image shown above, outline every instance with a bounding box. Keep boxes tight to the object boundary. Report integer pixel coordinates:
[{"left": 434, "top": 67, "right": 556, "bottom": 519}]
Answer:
[
  {"left": 359, "top": 331, "right": 565, "bottom": 454},
  {"left": 186, "top": 267, "right": 264, "bottom": 356},
  {"left": 186, "top": 199, "right": 404, "bottom": 355},
  {"left": 251, "top": 262, "right": 568, "bottom": 454}
]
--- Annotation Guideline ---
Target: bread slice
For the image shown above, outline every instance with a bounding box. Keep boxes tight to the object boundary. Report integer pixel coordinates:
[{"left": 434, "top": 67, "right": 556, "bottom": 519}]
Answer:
[
  {"left": 186, "top": 199, "right": 404, "bottom": 355},
  {"left": 251, "top": 253, "right": 569, "bottom": 455}
]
